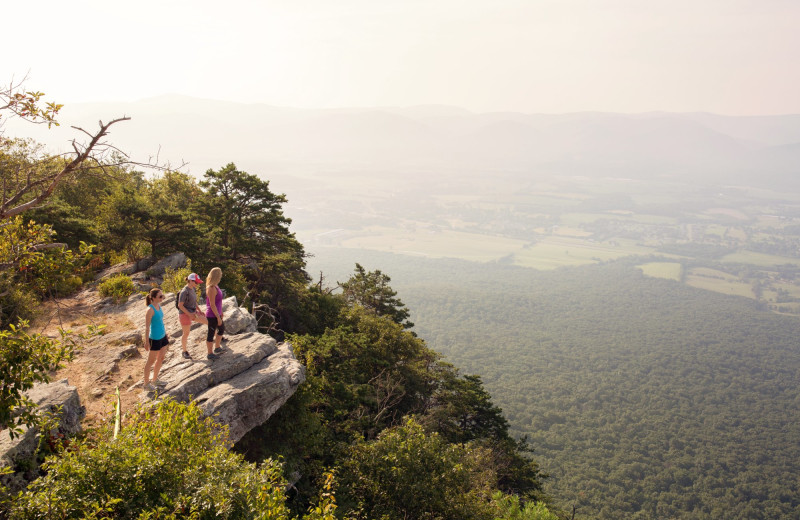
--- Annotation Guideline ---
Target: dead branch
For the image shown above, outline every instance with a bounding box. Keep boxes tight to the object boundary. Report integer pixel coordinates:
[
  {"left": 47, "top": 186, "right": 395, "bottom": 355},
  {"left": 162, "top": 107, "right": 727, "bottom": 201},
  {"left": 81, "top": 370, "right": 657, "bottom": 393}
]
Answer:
[{"left": 0, "top": 116, "right": 185, "bottom": 221}]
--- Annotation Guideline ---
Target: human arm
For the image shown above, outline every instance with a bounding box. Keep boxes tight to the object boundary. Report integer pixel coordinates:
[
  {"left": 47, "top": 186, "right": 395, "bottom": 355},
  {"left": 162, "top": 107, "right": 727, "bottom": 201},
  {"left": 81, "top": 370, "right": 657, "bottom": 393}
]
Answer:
[
  {"left": 144, "top": 307, "right": 153, "bottom": 351},
  {"left": 178, "top": 296, "right": 189, "bottom": 315}
]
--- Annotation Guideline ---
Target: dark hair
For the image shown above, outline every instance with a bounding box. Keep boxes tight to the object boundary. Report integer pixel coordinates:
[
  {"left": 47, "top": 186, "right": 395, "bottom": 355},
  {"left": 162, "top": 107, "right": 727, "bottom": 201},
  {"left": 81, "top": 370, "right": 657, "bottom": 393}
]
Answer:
[{"left": 145, "top": 288, "right": 163, "bottom": 306}]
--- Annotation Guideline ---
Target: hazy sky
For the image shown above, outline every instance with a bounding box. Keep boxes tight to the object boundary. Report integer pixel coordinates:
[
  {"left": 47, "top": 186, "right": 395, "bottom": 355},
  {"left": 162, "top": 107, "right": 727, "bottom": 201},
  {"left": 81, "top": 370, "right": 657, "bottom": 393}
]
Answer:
[{"left": 3, "top": 0, "right": 799, "bottom": 114}]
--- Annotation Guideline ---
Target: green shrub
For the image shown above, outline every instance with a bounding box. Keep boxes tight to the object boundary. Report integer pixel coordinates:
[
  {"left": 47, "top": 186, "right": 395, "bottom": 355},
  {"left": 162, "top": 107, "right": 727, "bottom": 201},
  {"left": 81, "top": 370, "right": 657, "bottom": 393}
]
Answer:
[
  {"left": 103, "top": 250, "right": 128, "bottom": 266},
  {"left": 0, "top": 321, "right": 75, "bottom": 437},
  {"left": 53, "top": 275, "right": 83, "bottom": 297},
  {"left": 492, "top": 492, "right": 560, "bottom": 520},
  {"left": 98, "top": 274, "right": 135, "bottom": 303},
  {"left": 161, "top": 262, "right": 192, "bottom": 296},
  {"left": 124, "top": 240, "right": 150, "bottom": 263},
  {"left": 337, "top": 417, "right": 497, "bottom": 520},
  {"left": 0, "top": 286, "right": 38, "bottom": 330},
  {"left": 10, "top": 399, "right": 294, "bottom": 519}
]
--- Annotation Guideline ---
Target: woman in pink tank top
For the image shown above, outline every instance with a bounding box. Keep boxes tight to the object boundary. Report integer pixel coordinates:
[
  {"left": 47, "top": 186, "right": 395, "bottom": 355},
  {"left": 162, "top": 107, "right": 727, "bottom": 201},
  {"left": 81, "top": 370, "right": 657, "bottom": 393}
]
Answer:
[{"left": 204, "top": 267, "right": 225, "bottom": 360}]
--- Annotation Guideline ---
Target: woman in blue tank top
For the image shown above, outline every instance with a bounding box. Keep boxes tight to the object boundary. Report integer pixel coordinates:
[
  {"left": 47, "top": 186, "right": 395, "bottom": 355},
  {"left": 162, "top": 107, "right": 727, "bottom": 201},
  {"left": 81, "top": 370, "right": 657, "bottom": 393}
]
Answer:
[{"left": 143, "top": 288, "right": 169, "bottom": 392}]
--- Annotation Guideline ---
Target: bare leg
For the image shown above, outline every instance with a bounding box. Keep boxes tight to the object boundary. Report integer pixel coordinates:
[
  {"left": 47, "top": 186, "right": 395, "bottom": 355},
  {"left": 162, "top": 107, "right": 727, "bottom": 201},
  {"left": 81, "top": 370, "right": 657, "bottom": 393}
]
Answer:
[
  {"left": 152, "top": 347, "right": 168, "bottom": 382},
  {"left": 181, "top": 324, "right": 191, "bottom": 352},
  {"left": 144, "top": 350, "right": 159, "bottom": 385}
]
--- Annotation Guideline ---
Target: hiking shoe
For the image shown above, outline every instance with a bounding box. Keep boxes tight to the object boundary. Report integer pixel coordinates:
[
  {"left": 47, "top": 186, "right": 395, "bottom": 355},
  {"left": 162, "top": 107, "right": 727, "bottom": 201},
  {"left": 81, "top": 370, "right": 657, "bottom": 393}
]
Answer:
[
  {"left": 207, "top": 353, "right": 218, "bottom": 360},
  {"left": 154, "top": 380, "right": 167, "bottom": 387},
  {"left": 182, "top": 351, "right": 192, "bottom": 360},
  {"left": 144, "top": 383, "right": 156, "bottom": 391},
  {"left": 214, "top": 346, "right": 224, "bottom": 354}
]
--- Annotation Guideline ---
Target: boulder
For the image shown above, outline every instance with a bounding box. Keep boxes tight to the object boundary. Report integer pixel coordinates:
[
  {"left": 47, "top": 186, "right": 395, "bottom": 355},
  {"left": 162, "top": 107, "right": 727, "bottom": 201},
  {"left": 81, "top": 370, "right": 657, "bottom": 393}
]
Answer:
[
  {"left": 81, "top": 331, "right": 143, "bottom": 381},
  {"left": 221, "top": 298, "right": 258, "bottom": 335},
  {"left": 95, "top": 261, "right": 137, "bottom": 280},
  {"left": 195, "top": 343, "right": 305, "bottom": 442},
  {"left": 135, "top": 257, "right": 157, "bottom": 273},
  {"left": 146, "top": 253, "right": 187, "bottom": 277},
  {"left": 0, "top": 380, "right": 84, "bottom": 491}
]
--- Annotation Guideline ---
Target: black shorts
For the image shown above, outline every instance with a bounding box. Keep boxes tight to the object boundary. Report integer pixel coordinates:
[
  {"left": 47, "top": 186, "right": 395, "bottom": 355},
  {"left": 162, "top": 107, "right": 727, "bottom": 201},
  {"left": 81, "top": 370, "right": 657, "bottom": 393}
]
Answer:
[
  {"left": 149, "top": 336, "right": 169, "bottom": 351},
  {"left": 207, "top": 316, "right": 225, "bottom": 342}
]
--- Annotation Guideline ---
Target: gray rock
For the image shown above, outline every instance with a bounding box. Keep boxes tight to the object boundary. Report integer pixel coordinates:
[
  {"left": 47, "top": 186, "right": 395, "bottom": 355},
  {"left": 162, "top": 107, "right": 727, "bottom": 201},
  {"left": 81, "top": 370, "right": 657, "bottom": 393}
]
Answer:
[
  {"left": 195, "top": 343, "right": 305, "bottom": 443},
  {"left": 0, "top": 380, "right": 84, "bottom": 491},
  {"left": 82, "top": 332, "right": 145, "bottom": 381},
  {"left": 155, "top": 332, "right": 278, "bottom": 402},
  {"left": 223, "top": 302, "right": 259, "bottom": 335},
  {"left": 96, "top": 262, "right": 137, "bottom": 280},
  {"left": 88, "top": 330, "right": 143, "bottom": 348},
  {"left": 146, "top": 253, "right": 187, "bottom": 277},
  {"left": 135, "top": 257, "right": 157, "bottom": 273}
]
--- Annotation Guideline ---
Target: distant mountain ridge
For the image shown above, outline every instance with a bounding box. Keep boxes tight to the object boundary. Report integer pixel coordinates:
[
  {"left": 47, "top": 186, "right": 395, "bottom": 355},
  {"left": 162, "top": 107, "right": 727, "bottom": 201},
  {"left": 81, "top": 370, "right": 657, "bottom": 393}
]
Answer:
[{"left": 6, "top": 95, "right": 800, "bottom": 188}]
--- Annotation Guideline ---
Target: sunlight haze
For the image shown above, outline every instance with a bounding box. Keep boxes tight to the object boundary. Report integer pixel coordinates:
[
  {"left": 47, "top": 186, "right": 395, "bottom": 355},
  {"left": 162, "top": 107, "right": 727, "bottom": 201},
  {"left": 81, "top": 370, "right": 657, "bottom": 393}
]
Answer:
[{"left": 4, "top": 0, "right": 799, "bottom": 114}]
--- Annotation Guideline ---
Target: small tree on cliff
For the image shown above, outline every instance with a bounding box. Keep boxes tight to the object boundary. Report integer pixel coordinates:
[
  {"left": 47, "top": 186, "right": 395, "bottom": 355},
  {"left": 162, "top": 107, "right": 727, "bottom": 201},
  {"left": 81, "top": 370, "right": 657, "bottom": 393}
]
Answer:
[
  {"left": 339, "top": 263, "right": 414, "bottom": 329},
  {"left": 194, "top": 163, "right": 309, "bottom": 331}
]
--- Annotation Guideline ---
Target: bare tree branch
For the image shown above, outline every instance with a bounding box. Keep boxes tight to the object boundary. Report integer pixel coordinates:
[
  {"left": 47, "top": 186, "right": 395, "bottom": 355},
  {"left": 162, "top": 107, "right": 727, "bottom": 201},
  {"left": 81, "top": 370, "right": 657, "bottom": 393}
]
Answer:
[{"left": 1, "top": 115, "right": 185, "bottom": 221}]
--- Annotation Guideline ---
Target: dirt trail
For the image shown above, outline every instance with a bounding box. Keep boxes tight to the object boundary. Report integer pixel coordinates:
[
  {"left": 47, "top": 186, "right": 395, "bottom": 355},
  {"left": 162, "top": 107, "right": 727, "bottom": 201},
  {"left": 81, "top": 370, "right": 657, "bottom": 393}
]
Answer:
[{"left": 33, "top": 289, "right": 148, "bottom": 430}]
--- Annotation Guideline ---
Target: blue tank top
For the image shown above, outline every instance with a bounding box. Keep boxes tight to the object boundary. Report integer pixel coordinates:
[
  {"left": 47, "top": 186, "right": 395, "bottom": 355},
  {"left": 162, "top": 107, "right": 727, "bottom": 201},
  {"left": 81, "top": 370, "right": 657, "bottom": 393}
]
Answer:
[{"left": 149, "top": 304, "right": 166, "bottom": 340}]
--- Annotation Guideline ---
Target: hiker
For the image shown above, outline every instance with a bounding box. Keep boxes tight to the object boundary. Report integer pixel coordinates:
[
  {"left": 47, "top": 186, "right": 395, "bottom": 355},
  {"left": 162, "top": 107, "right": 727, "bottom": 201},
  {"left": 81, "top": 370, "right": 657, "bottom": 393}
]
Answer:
[
  {"left": 205, "top": 267, "right": 225, "bottom": 360},
  {"left": 177, "top": 272, "right": 208, "bottom": 359},
  {"left": 143, "top": 288, "right": 169, "bottom": 391}
]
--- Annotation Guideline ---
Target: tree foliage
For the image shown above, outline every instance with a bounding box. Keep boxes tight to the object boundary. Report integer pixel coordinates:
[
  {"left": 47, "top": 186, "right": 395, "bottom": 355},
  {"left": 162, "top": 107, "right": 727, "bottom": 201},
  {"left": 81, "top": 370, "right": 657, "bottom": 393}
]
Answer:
[
  {"left": 240, "top": 268, "right": 550, "bottom": 517},
  {"left": 10, "top": 399, "right": 339, "bottom": 520},
  {"left": 0, "top": 78, "right": 61, "bottom": 131},
  {"left": 0, "top": 322, "right": 74, "bottom": 438},
  {"left": 337, "top": 417, "right": 497, "bottom": 520},
  {"left": 340, "top": 251, "right": 800, "bottom": 518},
  {"left": 339, "top": 263, "right": 413, "bottom": 329}
]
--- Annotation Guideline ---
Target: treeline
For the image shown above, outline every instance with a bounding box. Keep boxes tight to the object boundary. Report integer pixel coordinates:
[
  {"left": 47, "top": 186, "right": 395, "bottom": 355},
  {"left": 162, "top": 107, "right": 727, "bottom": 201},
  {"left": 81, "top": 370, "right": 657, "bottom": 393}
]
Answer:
[
  {"left": 18, "top": 161, "right": 309, "bottom": 336},
  {"left": 304, "top": 248, "right": 800, "bottom": 519}
]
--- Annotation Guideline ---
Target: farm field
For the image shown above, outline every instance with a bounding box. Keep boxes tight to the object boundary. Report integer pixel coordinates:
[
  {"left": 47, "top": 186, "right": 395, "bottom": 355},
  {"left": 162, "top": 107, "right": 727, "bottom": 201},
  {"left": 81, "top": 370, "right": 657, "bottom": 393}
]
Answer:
[
  {"left": 686, "top": 271, "right": 755, "bottom": 299},
  {"left": 637, "top": 262, "right": 682, "bottom": 281},
  {"left": 514, "top": 238, "right": 654, "bottom": 270},
  {"left": 337, "top": 226, "right": 528, "bottom": 262},
  {"left": 721, "top": 250, "right": 800, "bottom": 267}
]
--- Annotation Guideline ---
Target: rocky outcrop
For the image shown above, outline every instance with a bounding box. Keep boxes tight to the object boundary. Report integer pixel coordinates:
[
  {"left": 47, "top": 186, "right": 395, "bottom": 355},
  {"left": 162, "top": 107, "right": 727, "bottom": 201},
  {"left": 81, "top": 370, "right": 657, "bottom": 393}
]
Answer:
[
  {"left": 95, "top": 253, "right": 187, "bottom": 292},
  {"left": 123, "top": 292, "right": 303, "bottom": 443},
  {"left": 0, "top": 380, "right": 84, "bottom": 491},
  {"left": 82, "top": 330, "right": 143, "bottom": 382},
  {"left": 145, "top": 253, "right": 187, "bottom": 277}
]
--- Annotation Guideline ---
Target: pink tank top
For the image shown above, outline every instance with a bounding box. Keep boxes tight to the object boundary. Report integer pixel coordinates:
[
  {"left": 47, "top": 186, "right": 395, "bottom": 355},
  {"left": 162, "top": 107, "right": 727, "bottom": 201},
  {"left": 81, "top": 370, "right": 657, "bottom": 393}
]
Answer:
[{"left": 205, "top": 285, "right": 223, "bottom": 318}]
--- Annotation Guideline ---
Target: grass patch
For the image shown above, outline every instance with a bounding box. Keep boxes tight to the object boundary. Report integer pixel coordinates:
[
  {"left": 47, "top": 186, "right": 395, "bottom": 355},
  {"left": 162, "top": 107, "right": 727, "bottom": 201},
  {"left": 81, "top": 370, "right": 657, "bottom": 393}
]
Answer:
[
  {"left": 339, "top": 226, "right": 528, "bottom": 262},
  {"left": 513, "top": 238, "right": 654, "bottom": 270},
  {"left": 721, "top": 250, "right": 800, "bottom": 267},
  {"left": 638, "top": 262, "right": 682, "bottom": 281},
  {"left": 689, "top": 267, "right": 740, "bottom": 282},
  {"left": 685, "top": 273, "right": 755, "bottom": 299}
]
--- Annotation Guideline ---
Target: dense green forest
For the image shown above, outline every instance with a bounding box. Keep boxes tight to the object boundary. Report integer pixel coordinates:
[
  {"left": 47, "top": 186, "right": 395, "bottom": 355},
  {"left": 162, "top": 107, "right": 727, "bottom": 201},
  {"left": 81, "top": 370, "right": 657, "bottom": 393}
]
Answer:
[{"left": 306, "top": 247, "right": 800, "bottom": 519}]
